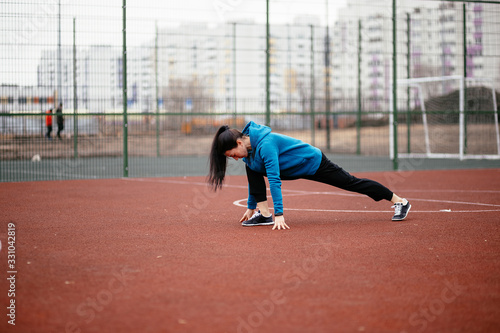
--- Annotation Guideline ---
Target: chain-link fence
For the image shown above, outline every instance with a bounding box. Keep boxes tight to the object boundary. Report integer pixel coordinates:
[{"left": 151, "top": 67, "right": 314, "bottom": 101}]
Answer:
[{"left": 1, "top": 0, "right": 499, "bottom": 181}]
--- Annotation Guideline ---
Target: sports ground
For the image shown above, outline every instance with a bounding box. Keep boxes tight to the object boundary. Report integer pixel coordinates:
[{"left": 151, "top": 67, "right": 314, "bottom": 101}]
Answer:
[{"left": 1, "top": 168, "right": 499, "bottom": 332}]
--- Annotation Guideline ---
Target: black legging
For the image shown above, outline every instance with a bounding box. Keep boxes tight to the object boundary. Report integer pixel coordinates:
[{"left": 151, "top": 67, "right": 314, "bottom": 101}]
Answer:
[{"left": 246, "top": 153, "right": 393, "bottom": 205}]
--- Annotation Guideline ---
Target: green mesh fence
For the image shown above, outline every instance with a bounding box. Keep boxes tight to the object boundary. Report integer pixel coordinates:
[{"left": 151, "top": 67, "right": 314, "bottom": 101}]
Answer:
[{"left": 1, "top": 0, "right": 499, "bottom": 182}]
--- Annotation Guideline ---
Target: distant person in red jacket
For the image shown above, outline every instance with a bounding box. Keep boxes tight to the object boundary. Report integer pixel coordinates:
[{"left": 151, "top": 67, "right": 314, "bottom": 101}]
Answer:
[{"left": 45, "top": 109, "right": 53, "bottom": 140}]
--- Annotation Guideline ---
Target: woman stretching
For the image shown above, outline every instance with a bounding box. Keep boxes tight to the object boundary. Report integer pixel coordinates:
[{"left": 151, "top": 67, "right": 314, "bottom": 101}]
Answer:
[{"left": 208, "top": 121, "right": 411, "bottom": 230}]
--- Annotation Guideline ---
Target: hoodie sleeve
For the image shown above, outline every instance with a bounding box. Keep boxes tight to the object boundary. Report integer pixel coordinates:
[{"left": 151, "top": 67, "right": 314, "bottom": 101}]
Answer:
[{"left": 259, "top": 141, "right": 284, "bottom": 216}]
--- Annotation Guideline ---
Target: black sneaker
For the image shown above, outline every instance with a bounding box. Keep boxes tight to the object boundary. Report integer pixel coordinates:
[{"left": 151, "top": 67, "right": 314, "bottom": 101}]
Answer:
[
  {"left": 242, "top": 211, "right": 274, "bottom": 227},
  {"left": 391, "top": 199, "right": 411, "bottom": 221}
]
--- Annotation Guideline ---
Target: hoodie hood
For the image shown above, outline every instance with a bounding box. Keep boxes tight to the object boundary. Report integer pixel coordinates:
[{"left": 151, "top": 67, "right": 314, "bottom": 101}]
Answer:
[{"left": 242, "top": 121, "right": 271, "bottom": 152}]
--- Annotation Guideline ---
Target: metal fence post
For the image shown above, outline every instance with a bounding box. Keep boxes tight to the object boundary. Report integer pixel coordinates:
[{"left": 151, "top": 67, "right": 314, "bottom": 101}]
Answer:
[
  {"left": 265, "top": 0, "right": 271, "bottom": 127},
  {"left": 155, "top": 22, "right": 160, "bottom": 157},
  {"left": 310, "top": 24, "right": 315, "bottom": 147},
  {"left": 406, "top": 12, "right": 411, "bottom": 154},
  {"left": 357, "top": 19, "right": 362, "bottom": 155},
  {"left": 122, "top": 0, "right": 128, "bottom": 177},
  {"left": 57, "top": 0, "right": 62, "bottom": 108},
  {"left": 325, "top": 0, "right": 331, "bottom": 150},
  {"left": 392, "top": 0, "right": 399, "bottom": 170},
  {"left": 233, "top": 22, "right": 237, "bottom": 127},
  {"left": 463, "top": 3, "right": 468, "bottom": 155},
  {"left": 73, "top": 17, "right": 78, "bottom": 159}
]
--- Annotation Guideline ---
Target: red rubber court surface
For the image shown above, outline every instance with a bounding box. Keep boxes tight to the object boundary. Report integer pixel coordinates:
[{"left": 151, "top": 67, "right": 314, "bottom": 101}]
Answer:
[{"left": 1, "top": 168, "right": 499, "bottom": 333}]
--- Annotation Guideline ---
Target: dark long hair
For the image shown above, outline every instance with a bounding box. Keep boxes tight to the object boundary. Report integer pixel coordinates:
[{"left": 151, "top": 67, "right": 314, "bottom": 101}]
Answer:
[{"left": 207, "top": 125, "right": 244, "bottom": 191}]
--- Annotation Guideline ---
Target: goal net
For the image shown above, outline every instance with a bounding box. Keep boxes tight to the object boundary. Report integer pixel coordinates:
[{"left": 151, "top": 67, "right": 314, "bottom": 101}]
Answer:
[{"left": 390, "top": 75, "right": 500, "bottom": 160}]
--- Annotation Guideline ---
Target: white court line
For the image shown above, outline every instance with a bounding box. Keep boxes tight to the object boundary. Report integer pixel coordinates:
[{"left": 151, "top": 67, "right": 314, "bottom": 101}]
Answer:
[
  {"left": 278, "top": 192, "right": 500, "bottom": 208},
  {"left": 6, "top": 168, "right": 99, "bottom": 179},
  {"left": 232, "top": 192, "right": 500, "bottom": 213},
  {"left": 124, "top": 178, "right": 500, "bottom": 213},
  {"left": 123, "top": 177, "right": 248, "bottom": 190},
  {"left": 286, "top": 208, "right": 500, "bottom": 213},
  {"left": 231, "top": 198, "right": 500, "bottom": 213},
  {"left": 402, "top": 189, "right": 500, "bottom": 194},
  {"left": 124, "top": 177, "right": 500, "bottom": 195}
]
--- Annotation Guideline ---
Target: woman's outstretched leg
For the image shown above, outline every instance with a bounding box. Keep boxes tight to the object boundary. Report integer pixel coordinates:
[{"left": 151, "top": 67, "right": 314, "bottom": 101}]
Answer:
[{"left": 305, "top": 154, "right": 411, "bottom": 220}]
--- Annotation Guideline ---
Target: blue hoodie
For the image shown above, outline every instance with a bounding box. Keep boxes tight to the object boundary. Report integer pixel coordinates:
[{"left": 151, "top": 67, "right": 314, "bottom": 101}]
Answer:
[{"left": 242, "top": 121, "right": 322, "bottom": 215}]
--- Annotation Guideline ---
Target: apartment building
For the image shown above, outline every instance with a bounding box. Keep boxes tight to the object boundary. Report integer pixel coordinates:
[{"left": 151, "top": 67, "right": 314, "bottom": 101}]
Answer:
[
  {"left": 331, "top": 0, "right": 499, "bottom": 111},
  {"left": 29, "top": 1, "right": 500, "bottom": 116},
  {"left": 36, "top": 45, "right": 152, "bottom": 113},
  {"left": 158, "top": 18, "right": 327, "bottom": 115}
]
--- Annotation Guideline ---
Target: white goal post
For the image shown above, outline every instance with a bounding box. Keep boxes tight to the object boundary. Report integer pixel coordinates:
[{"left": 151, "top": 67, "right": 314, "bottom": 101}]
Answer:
[{"left": 390, "top": 75, "right": 500, "bottom": 160}]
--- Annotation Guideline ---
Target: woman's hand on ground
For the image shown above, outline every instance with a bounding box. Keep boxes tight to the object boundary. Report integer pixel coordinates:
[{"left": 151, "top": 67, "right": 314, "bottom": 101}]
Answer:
[
  {"left": 272, "top": 215, "right": 290, "bottom": 230},
  {"left": 239, "top": 209, "right": 255, "bottom": 223}
]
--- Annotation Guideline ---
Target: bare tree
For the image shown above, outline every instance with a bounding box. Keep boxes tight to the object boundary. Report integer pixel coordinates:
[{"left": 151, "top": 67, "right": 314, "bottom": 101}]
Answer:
[{"left": 162, "top": 76, "right": 215, "bottom": 131}]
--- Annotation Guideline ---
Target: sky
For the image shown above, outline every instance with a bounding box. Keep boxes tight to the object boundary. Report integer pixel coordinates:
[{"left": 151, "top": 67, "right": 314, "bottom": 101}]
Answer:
[{"left": 0, "top": 0, "right": 347, "bottom": 85}]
